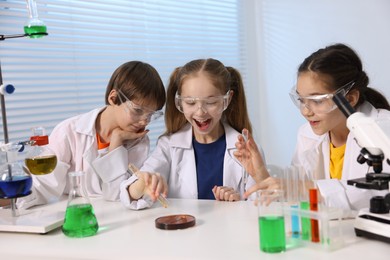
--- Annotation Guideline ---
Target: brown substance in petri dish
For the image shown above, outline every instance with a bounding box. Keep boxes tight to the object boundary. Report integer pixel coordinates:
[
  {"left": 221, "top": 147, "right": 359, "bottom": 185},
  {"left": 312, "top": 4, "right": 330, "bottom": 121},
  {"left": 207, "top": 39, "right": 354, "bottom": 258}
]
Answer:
[{"left": 155, "top": 214, "right": 196, "bottom": 230}]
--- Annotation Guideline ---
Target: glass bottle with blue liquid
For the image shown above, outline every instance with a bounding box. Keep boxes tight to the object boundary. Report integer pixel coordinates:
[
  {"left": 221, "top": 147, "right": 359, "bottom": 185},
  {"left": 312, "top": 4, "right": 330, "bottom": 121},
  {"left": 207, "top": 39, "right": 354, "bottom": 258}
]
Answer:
[
  {"left": 0, "top": 143, "right": 32, "bottom": 200},
  {"left": 62, "top": 171, "right": 99, "bottom": 238}
]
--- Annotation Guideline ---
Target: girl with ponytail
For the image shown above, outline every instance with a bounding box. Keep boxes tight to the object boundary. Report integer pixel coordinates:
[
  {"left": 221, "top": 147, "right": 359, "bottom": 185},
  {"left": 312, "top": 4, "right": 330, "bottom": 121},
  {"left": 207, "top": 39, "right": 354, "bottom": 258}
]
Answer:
[
  {"left": 236, "top": 43, "right": 390, "bottom": 215},
  {"left": 121, "top": 58, "right": 262, "bottom": 210}
]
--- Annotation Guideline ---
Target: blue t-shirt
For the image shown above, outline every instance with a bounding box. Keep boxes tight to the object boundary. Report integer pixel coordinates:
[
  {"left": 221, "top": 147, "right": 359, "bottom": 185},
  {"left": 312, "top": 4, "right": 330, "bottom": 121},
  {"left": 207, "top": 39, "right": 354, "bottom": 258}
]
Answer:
[{"left": 193, "top": 134, "right": 226, "bottom": 199}]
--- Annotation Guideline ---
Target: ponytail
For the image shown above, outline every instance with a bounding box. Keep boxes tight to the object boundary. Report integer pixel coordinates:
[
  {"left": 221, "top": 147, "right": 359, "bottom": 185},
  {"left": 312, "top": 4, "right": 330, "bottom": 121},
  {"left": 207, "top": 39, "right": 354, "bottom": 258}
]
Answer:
[
  {"left": 164, "top": 67, "right": 188, "bottom": 135},
  {"left": 361, "top": 87, "right": 390, "bottom": 110},
  {"left": 225, "top": 67, "right": 252, "bottom": 133}
]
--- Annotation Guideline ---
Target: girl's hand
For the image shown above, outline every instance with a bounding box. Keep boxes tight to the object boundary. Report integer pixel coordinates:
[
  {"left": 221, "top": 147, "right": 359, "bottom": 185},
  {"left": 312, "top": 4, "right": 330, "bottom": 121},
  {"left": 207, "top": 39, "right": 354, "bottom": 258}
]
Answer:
[
  {"left": 243, "top": 176, "right": 281, "bottom": 199},
  {"left": 234, "top": 128, "right": 269, "bottom": 183},
  {"left": 212, "top": 186, "right": 240, "bottom": 202},
  {"left": 128, "top": 171, "right": 168, "bottom": 202}
]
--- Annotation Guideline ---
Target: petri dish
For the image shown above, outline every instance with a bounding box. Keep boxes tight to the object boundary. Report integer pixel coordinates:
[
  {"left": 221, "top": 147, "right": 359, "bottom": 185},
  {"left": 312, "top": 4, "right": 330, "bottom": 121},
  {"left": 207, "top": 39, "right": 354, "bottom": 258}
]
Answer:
[{"left": 155, "top": 214, "right": 196, "bottom": 230}]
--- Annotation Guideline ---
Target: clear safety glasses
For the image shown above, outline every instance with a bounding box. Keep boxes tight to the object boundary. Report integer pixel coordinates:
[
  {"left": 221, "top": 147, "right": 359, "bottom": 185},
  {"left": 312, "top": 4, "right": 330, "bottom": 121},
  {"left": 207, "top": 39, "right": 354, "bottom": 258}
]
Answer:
[
  {"left": 289, "top": 81, "right": 355, "bottom": 114},
  {"left": 117, "top": 89, "right": 164, "bottom": 122},
  {"left": 175, "top": 90, "right": 231, "bottom": 114}
]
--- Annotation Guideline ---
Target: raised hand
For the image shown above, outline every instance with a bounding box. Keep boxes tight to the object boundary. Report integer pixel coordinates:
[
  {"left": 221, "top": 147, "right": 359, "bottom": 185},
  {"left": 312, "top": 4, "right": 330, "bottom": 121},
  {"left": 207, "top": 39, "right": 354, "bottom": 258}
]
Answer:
[{"left": 234, "top": 128, "right": 269, "bottom": 183}]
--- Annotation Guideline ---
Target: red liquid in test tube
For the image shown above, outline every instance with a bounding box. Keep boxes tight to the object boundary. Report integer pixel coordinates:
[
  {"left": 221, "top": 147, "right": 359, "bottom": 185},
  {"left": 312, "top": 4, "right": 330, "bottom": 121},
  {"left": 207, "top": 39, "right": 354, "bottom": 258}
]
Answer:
[{"left": 309, "top": 188, "right": 320, "bottom": 243}]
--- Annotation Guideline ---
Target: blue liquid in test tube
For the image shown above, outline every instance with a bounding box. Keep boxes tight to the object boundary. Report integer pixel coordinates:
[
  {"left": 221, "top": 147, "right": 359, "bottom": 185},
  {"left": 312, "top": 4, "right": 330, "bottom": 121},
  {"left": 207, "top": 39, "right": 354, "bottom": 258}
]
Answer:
[{"left": 291, "top": 204, "right": 300, "bottom": 238}]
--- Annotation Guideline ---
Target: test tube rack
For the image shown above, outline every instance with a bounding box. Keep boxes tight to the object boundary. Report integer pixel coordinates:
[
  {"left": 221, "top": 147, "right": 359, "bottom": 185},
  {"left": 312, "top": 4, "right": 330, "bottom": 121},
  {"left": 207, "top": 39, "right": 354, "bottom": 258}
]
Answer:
[{"left": 283, "top": 205, "right": 345, "bottom": 251}]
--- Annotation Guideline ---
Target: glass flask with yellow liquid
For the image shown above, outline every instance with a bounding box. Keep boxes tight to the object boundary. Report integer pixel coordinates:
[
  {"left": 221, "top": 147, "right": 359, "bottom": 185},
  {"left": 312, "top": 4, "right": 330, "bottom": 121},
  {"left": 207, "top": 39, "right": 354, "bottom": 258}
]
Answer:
[
  {"left": 62, "top": 171, "right": 99, "bottom": 238},
  {"left": 25, "top": 127, "right": 57, "bottom": 175}
]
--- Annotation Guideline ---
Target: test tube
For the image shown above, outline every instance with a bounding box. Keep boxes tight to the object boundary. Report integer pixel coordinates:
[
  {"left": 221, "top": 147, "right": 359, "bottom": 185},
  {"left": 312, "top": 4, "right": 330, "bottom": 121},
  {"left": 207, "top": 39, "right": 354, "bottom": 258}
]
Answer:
[
  {"left": 128, "top": 164, "right": 168, "bottom": 208},
  {"left": 299, "top": 170, "right": 311, "bottom": 241},
  {"left": 309, "top": 188, "right": 320, "bottom": 243},
  {"left": 284, "top": 166, "right": 300, "bottom": 238},
  {"left": 241, "top": 129, "right": 249, "bottom": 194}
]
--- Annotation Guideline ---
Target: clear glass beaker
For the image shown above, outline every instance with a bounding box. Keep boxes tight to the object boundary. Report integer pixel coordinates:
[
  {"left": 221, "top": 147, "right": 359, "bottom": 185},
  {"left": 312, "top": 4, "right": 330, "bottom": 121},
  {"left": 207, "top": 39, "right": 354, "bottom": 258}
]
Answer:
[
  {"left": 62, "top": 171, "right": 99, "bottom": 238},
  {"left": 257, "top": 189, "right": 286, "bottom": 253}
]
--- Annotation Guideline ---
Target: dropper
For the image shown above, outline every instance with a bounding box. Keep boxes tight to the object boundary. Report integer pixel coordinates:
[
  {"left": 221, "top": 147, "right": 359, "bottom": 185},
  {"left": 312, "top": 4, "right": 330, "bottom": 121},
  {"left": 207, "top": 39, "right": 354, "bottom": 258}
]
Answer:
[
  {"left": 127, "top": 164, "right": 168, "bottom": 208},
  {"left": 241, "top": 129, "right": 249, "bottom": 193}
]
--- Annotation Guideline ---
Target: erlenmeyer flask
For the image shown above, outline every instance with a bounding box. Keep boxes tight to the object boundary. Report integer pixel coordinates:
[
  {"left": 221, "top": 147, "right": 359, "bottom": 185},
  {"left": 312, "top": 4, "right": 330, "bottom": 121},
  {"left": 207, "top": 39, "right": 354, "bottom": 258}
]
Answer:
[
  {"left": 24, "top": 0, "right": 47, "bottom": 38},
  {"left": 62, "top": 171, "right": 99, "bottom": 238}
]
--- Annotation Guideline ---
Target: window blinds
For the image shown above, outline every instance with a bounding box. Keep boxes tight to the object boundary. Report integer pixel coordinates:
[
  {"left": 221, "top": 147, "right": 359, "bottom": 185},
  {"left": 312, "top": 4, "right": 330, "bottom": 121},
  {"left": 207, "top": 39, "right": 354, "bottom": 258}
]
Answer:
[{"left": 0, "top": 0, "right": 248, "bottom": 150}]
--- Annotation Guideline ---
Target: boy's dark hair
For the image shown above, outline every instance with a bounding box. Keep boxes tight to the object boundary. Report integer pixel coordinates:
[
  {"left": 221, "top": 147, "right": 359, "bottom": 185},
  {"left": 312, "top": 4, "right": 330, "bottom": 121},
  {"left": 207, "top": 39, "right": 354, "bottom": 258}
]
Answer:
[{"left": 105, "top": 61, "right": 165, "bottom": 110}]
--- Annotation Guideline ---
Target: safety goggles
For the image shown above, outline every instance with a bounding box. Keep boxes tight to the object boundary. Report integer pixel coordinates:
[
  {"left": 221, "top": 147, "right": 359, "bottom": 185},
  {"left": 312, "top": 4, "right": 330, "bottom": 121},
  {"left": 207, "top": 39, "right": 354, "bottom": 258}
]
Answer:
[
  {"left": 289, "top": 81, "right": 355, "bottom": 114},
  {"left": 175, "top": 90, "right": 231, "bottom": 114},
  {"left": 117, "top": 89, "right": 163, "bottom": 122}
]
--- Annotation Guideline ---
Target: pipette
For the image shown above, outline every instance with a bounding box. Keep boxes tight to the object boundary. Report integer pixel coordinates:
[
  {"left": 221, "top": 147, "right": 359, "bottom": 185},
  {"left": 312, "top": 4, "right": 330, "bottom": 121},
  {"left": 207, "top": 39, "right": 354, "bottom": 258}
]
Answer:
[
  {"left": 127, "top": 164, "right": 168, "bottom": 208},
  {"left": 241, "top": 129, "right": 249, "bottom": 193}
]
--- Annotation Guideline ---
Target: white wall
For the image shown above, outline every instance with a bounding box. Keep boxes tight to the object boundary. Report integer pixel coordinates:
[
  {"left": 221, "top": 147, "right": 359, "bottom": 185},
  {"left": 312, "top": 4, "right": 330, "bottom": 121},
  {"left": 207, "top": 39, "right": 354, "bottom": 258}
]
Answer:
[{"left": 246, "top": 0, "right": 390, "bottom": 167}]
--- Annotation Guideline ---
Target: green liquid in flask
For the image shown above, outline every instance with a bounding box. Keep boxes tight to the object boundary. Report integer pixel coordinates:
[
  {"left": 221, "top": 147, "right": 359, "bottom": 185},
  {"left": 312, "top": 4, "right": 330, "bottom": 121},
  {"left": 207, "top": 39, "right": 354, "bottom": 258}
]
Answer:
[
  {"left": 24, "top": 25, "right": 47, "bottom": 38},
  {"left": 258, "top": 216, "right": 286, "bottom": 253},
  {"left": 62, "top": 203, "right": 99, "bottom": 238}
]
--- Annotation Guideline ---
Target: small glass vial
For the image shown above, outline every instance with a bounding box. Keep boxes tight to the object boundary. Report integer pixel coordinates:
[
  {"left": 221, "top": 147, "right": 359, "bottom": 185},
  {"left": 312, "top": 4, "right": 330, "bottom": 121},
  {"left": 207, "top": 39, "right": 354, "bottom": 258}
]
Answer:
[
  {"left": 25, "top": 127, "right": 57, "bottom": 175},
  {"left": 62, "top": 171, "right": 99, "bottom": 238},
  {"left": 24, "top": 0, "right": 47, "bottom": 38}
]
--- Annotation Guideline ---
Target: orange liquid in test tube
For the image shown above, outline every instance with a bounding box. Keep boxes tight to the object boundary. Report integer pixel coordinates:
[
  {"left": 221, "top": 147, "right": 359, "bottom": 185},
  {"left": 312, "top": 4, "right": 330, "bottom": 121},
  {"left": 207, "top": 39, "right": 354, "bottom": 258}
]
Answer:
[{"left": 309, "top": 188, "right": 320, "bottom": 243}]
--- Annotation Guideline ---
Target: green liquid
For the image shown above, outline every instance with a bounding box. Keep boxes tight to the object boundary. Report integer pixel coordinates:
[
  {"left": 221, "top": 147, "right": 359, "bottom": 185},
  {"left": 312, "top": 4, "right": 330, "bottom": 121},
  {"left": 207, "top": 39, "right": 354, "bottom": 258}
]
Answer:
[
  {"left": 300, "top": 201, "right": 311, "bottom": 240},
  {"left": 62, "top": 203, "right": 99, "bottom": 238},
  {"left": 258, "top": 216, "right": 286, "bottom": 253},
  {"left": 24, "top": 25, "right": 47, "bottom": 38}
]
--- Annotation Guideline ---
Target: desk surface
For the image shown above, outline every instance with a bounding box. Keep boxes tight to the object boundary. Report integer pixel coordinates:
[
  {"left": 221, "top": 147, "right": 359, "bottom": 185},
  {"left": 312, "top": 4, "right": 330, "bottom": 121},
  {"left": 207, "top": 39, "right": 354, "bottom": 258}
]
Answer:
[{"left": 0, "top": 198, "right": 389, "bottom": 260}]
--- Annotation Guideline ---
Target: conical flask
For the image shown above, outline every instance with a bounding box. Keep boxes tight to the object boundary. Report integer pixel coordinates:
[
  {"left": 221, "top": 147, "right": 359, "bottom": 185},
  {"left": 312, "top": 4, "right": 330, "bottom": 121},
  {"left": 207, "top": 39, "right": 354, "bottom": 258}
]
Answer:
[
  {"left": 62, "top": 171, "right": 99, "bottom": 238},
  {"left": 24, "top": 0, "right": 47, "bottom": 38}
]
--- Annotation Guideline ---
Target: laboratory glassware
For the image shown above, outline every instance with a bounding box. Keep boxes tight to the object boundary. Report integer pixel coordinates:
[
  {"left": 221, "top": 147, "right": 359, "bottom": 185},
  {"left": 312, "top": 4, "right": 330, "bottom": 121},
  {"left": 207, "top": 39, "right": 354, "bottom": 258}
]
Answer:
[
  {"left": 25, "top": 127, "right": 57, "bottom": 175},
  {"left": 257, "top": 189, "right": 286, "bottom": 253},
  {"left": 62, "top": 171, "right": 99, "bottom": 238},
  {"left": 24, "top": 0, "right": 47, "bottom": 38}
]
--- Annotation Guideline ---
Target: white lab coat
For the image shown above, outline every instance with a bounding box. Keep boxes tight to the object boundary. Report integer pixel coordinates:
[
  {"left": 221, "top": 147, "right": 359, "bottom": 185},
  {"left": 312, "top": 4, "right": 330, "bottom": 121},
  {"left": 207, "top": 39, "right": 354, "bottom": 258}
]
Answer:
[
  {"left": 17, "top": 107, "right": 149, "bottom": 209},
  {"left": 120, "top": 122, "right": 258, "bottom": 209},
  {"left": 292, "top": 102, "right": 390, "bottom": 214}
]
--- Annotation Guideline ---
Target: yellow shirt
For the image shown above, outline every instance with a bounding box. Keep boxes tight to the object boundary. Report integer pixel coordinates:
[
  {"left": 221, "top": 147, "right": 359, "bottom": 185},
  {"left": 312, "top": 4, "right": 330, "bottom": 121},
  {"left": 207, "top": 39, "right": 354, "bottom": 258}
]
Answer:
[{"left": 329, "top": 142, "right": 346, "bottom": 180}]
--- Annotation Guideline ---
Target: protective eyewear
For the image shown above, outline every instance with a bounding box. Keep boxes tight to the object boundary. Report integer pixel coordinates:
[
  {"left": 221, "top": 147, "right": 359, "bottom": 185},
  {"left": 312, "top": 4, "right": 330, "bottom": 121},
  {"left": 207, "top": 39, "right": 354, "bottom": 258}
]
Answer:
[
  {"left": 117, "top": 89, "right": 163, "bottom": 122},
  {"left": 175, "top": 90, "right": 231, "bottom": 114},
  {"left": 289, "top": 81, "right": 355, "bottom": 114}
]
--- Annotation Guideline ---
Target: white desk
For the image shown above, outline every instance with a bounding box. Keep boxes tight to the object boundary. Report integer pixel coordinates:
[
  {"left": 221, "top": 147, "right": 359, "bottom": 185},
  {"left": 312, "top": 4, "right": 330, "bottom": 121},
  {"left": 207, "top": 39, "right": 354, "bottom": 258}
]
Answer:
[{"left": 0, "top": 198, "right": 389, "bottom": 260}]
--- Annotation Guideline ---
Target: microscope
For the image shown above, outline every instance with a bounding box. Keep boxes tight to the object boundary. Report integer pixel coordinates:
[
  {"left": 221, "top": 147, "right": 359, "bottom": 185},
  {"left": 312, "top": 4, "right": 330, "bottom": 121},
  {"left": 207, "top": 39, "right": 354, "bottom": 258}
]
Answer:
[{"left": 333, "top": 93, "right": 390, "bottom": 244}]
